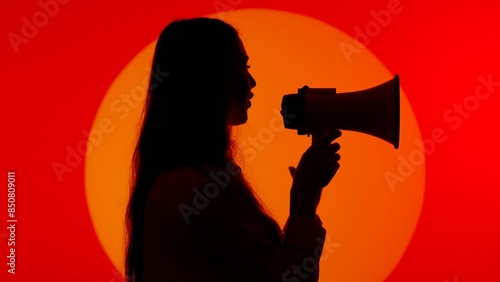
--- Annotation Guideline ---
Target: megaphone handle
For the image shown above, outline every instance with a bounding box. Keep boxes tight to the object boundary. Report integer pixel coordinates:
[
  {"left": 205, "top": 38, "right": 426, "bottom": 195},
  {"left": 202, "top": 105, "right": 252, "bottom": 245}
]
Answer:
[{"left": 311, "top": 130, "right": 342, "bottom": 147}]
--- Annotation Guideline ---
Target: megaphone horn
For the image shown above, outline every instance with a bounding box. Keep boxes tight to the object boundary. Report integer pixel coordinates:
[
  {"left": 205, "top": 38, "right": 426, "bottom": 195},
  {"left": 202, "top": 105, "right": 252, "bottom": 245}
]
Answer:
[{"left": 280, "top": 74, "right": 400, "bottom": 149}]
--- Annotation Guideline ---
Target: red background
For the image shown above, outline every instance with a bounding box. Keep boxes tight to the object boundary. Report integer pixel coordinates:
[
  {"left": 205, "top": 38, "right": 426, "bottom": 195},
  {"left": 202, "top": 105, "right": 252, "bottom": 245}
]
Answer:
[{"left": 1, "top": 0, "right": 499, "bottom": 281}]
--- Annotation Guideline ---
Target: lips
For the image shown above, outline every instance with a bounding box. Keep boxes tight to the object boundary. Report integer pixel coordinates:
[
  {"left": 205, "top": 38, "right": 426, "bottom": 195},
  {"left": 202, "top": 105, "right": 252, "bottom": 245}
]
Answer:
[
  {"left": 248, "top": 93, "right": 253, "bottom": 108},
  {"left": 247, "top": 92, "right": 254, "bottom": 108}
]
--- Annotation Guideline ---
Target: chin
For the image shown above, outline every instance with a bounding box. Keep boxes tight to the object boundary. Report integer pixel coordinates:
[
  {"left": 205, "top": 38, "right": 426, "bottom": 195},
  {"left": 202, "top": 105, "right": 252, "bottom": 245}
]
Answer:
[
  {"left": 229, "top": 114, "right": 248, "bottom": 126},
  {"left": 235, "top": 116, "right": 248, "bottom": 125}
]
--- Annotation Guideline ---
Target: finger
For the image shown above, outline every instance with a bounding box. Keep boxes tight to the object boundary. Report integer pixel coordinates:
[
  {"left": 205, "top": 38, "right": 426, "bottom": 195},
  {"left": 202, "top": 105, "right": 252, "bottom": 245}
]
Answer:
[
  {"left": 325, "top": 162, "right": 340, "bottom": 173},
  {"left": 324, "top": 154, "right": 341, "bottom": 167},
  {"left": 312, "top": 129, "right": 342, "bottom": 147},
  {"left": 326, "top": 143, "right": 341, "bottom": 154},
  {"left": 288, "top": 166, "right": 296, "bottom": 178},
  {"left": 327, "top": 153, "right": 341, "bottom": 162}
]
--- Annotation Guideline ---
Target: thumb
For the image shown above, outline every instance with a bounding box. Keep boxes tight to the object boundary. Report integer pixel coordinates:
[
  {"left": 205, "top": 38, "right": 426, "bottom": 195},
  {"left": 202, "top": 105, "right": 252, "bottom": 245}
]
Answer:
[{"left": 288, "top": 166, "right": 296, "bottom": 179}]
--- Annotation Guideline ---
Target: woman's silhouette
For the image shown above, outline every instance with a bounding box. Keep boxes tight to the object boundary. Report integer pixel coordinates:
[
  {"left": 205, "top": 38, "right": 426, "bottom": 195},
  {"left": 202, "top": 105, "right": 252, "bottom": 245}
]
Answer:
[{"left": 125, "top": 17, "right": 341, "bottom": 282}]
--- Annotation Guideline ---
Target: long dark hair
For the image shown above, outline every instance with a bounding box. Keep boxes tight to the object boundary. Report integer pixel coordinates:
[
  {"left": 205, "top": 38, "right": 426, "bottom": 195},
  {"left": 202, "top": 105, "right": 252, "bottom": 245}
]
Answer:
[{"left": 124, "top": 17, "right": 273, "bottom": 282}]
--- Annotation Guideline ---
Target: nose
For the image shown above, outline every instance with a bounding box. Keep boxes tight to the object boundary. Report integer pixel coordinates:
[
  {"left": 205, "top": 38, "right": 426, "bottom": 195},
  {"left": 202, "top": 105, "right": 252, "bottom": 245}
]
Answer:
[{"left": 249, "top": 72, "right": 256, "bottom": 89}]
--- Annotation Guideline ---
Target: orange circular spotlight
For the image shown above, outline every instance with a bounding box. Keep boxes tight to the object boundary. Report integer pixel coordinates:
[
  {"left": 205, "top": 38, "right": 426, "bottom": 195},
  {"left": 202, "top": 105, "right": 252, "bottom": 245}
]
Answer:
[{"left": 85, "top": 9, "right": 424, "bottom": 281}]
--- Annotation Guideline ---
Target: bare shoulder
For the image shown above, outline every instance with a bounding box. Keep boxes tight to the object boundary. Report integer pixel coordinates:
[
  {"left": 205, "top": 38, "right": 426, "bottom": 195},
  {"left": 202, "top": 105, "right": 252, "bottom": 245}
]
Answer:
[
  {"left": 155, "top": 166, "right": 211, "bottom": 187},
  {"left": 147, "top": 162, "right": 243, "bottom": 211},
  {"left": 148, "top": 167, "right": 211, "bottom": 205}
]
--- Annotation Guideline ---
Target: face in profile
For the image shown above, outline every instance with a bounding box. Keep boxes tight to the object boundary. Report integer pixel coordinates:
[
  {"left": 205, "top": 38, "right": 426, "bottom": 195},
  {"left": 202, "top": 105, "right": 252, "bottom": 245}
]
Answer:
[{"left": 227, "top": 38, "right": 257, "bottom": 126}]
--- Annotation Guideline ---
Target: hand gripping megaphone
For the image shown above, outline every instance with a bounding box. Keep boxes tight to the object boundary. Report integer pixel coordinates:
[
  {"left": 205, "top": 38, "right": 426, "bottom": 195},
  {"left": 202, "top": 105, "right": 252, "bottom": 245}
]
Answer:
[{"left": 280, "top": 75, "right": 400, "bottom": 149}]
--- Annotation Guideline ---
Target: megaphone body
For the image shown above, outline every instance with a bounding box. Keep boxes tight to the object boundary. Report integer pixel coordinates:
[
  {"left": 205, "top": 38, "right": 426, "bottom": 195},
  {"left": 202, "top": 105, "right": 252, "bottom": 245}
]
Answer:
[{"left": 281, "top": 75, "right": 400, "bottom": 149}]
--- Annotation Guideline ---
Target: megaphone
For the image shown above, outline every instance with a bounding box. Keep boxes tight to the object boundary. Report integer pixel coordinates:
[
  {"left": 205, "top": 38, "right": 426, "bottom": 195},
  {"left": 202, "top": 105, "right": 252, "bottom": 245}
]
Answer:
[{"left": 280, "top": 74, "right": 400, "bottom": 149}]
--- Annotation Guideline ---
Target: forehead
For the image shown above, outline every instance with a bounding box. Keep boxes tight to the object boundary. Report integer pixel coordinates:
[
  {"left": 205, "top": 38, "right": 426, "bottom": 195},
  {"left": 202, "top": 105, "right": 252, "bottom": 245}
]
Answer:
[{"left": 236, "top": 38, "right": 249, "bottom": 60}]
